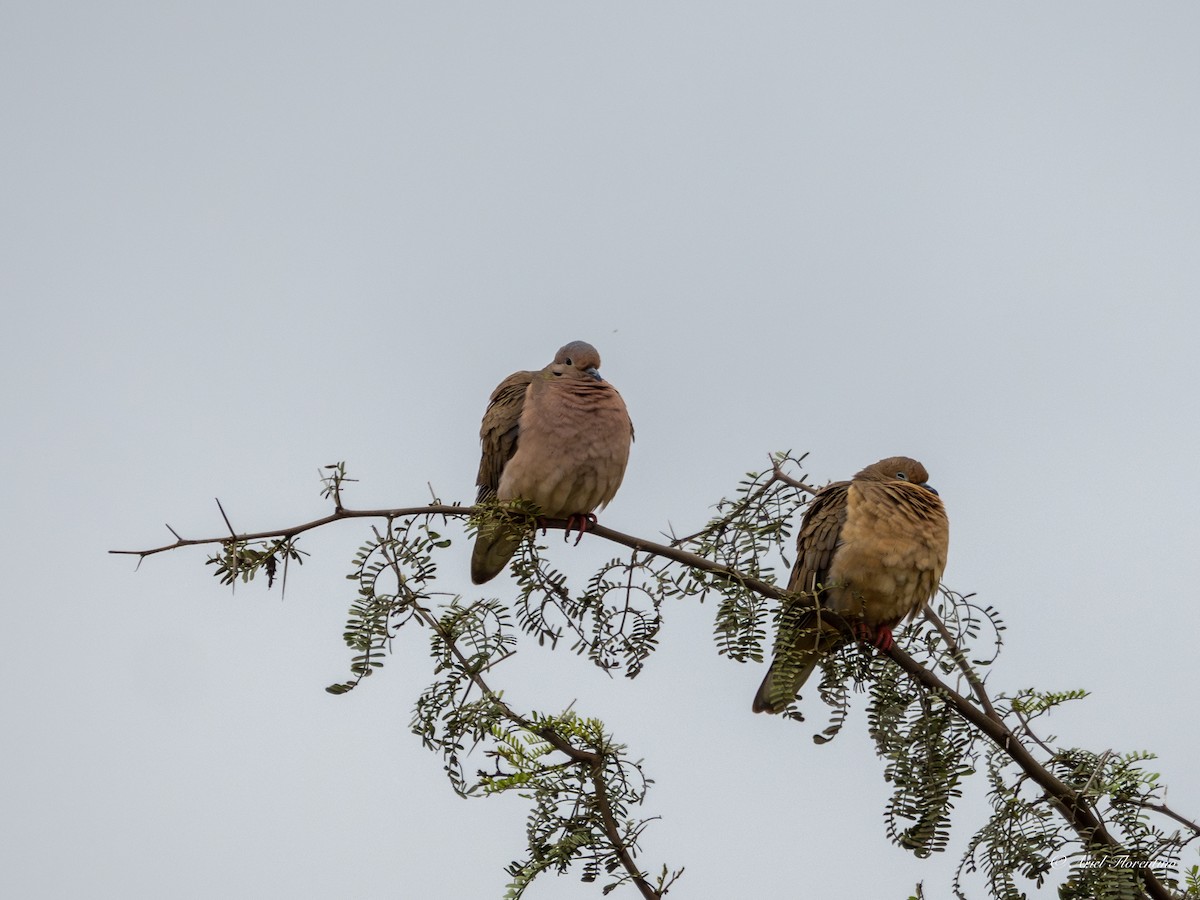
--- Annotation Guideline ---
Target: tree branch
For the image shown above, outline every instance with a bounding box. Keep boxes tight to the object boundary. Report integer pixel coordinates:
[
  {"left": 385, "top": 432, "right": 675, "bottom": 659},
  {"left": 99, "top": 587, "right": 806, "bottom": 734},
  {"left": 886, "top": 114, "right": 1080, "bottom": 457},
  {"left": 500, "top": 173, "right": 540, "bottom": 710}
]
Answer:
[
  {"left": 920, "top": 604, "right": 1003, "bottom": 723},
  {"left": 887, "top": 647, "right": 1172, "bottom": 900},
  {"left": 114, "top": 501, "right": 1176, "bottom": 900},
  {"left": 417, "top": 597, "right": 661, "bottom": 897},
  {"left": 112, "top": 506, "right": 785, "bottom": 603},
  {"left": 1129, "top": 801, "right": 1200, "bottom": 839},
  {"left": 768, "top": 455, "right": 824, "bottom": 496},
  {"left": 376, "top": 536, "right": 662, "bottom": 899},
  {"left": 110, "top": 504, "right": 468, "bottom": 558}
]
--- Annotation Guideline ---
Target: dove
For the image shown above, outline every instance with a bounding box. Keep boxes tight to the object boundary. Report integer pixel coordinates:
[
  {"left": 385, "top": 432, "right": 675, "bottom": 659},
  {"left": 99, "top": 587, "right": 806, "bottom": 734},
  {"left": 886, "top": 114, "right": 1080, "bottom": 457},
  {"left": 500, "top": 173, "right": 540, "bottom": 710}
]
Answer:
[
  {"left": 471, "top": 341, "right": 633, "bottom": 584},
  {"left": 753, "top": 456, "right": 949, "bottom": 713}
]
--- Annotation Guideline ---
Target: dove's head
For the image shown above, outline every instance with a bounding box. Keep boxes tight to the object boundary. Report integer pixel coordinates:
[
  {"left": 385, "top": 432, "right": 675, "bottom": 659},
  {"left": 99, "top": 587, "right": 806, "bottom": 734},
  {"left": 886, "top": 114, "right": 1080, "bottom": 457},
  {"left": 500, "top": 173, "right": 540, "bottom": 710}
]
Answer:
[
  {"left": 550, "top": 341, "right": 604, "bottom": 382},
  {"left": 856, "top": 457, "right": 936, "bottom": 494}
]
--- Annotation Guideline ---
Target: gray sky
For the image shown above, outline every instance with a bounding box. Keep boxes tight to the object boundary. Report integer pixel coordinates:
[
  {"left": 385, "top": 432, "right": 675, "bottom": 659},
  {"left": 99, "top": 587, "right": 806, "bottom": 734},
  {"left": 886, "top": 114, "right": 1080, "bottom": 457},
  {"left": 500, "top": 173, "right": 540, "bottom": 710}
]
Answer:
[{"left": 4, "top": 3, "right": 1199, "bottom": 897}]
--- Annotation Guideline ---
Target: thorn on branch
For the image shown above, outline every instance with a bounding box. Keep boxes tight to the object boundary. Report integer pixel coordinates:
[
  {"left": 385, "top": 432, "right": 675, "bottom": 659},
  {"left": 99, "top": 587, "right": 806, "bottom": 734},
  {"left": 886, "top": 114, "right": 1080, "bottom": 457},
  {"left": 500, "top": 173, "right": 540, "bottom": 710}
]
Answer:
[{"left": 215, "top": 497, "right": 236, "bottom": 537}]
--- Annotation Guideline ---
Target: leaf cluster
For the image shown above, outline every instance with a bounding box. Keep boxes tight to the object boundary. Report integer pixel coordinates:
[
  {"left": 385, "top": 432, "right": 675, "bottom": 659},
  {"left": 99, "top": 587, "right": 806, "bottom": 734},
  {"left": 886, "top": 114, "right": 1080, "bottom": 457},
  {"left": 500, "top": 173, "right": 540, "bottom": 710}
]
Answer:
[
  {"left": 681, "top": 451, "right": 810, "bottom": 663},
  {"left": 205, "top": 536, "right": 306, "bottom": 589},
  {"left": 508, "top": 536, "right": 664, "bottom": 679},
  {"left": 958, "top": 687, "right": 1197, "bottom": 900},
  {"left": 326, "top": 517, "right": 449, "bottom": 694}
]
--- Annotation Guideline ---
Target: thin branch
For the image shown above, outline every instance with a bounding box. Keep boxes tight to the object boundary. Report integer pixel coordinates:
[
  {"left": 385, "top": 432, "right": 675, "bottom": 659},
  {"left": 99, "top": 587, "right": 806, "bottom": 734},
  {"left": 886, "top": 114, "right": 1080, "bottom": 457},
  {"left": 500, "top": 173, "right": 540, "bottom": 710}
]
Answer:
[
  {"left": 887, "top": 645, "right": 1173, "bottom": 900},
  {"left": 587, "top": 521, "right": 785, "bottom": 601},
  {"left": 375, "top": 535, "right": 661, "bottom": 899},
  {"left": 111, "top": 506, "right": 786, "bottom": 604},
  {"left": 920, "top": 604, "right": 1002, "bottom": 723},
  {"left": 1123, "top": 800, "right": 1200, "bottom": 838},
  {"left": 110, "top": 505, "right": 469, "bottom": 558},
  {"left": 768, "top": 454, "right": 824, "bottom": 496},
  {"left": 667, "top": 454, "right": 819, "bottom": 546},
  {"left": 1012, "top": 705, "right": 1059, "bottom": 759},
  {"left": 590, "top": 756, "right": 658, "bottom": 900},
  {"left": 419, "top": 597, "right": 660, "bottom": 898},
  {"left": 1079, "top": 750, "right": 1114, "bottom": 800}
]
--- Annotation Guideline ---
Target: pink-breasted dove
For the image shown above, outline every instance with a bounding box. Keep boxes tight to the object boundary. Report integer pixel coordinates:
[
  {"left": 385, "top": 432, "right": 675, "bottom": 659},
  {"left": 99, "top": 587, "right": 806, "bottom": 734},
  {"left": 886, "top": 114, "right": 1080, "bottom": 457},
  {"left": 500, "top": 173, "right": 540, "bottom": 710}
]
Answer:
[{"left": 471, "top": 341, "right": 633, "bottom": 584}]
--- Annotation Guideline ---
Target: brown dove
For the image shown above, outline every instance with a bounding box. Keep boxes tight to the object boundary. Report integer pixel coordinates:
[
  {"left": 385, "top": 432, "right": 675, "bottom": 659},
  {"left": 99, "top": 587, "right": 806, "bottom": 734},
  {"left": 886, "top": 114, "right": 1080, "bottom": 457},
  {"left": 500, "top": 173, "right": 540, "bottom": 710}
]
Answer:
[
  {"left": 752, "top": 456, "right": 949, "bottom": 714},
  {"left": 470, "top": 340, "right": 633, "bottom": 584}
]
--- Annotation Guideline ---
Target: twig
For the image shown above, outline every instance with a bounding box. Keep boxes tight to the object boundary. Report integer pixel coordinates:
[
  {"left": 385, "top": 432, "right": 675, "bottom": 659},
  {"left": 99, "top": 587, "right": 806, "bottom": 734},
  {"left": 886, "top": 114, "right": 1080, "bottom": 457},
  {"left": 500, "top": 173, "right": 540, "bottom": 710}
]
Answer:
[
  {"left": 1122, "top": 800, "right": 1200, "bottom": 838},
  {"left": 1012, "top": 705, "right": 1059, "bottom": 759},
  {"left": 667, "top": 454, "right": 819, "bottom": 546},
  {"left": 1079, "top": 750, "right": 1114, "bottom": 800},
  {"left": 374, "top": 537, "right": 662, "bottom": 899},
  {"left": 920, "top": 604, "right": 1002, "bottom": 723},
  {"left": 110, "top": 505, "right": 469, "bottom": 558},
  {"left": 769, "top": 455, "right": 823, "bottom": 495}
]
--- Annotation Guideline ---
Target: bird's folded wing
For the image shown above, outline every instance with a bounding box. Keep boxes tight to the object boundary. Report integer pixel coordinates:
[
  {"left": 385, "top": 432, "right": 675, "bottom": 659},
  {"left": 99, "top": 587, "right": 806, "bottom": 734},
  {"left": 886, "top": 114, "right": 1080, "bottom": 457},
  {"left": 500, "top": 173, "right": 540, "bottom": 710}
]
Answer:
[{"left": 476, "top": 371, "right": 533, "bottom": 502}]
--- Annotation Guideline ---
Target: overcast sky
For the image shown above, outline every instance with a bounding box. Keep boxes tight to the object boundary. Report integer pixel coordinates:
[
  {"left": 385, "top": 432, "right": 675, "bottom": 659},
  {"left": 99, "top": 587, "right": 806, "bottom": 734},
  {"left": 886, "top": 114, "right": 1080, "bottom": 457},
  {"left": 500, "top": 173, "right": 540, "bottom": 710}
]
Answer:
[{"left": 4, "top": 3, "right": 1199, "bottom": 898}]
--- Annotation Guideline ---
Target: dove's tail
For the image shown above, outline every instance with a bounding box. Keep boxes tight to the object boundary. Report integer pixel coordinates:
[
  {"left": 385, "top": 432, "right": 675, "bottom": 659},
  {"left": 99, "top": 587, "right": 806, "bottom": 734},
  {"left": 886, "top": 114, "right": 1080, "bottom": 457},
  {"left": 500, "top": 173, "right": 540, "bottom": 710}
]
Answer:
[
  {"left": 470, "top": 525, "right": 524, "bottom": 584},
  {"left": 752, "top": 612, "right": 844, "bottom": 714},
  {"left": 752, "top": 655, "right": 821, "bottom": 714}
]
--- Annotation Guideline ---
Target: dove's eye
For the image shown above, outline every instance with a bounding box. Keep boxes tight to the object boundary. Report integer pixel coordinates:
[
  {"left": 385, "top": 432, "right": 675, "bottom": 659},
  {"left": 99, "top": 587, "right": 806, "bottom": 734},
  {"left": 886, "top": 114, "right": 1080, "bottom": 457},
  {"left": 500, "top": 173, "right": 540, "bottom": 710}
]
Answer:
[
  {"left": 895, "top": 472, "right": 908, "bottom": 480},
  {"left": 564, "top": 358, "right": 573, "bottom": 366}
]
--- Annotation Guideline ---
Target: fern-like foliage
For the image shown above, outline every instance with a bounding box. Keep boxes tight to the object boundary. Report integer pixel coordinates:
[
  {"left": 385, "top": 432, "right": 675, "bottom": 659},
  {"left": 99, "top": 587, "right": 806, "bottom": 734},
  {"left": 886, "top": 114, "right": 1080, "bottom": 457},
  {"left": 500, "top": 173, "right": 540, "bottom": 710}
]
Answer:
[
  {"left": 681, "top": 450, "right": 809, "bottom": 663},
  {"left": 870, "top": 667, "right": 976, "bottom": 857},
  {"left": 958, "top": 687, "right": 1195, "bottom": 900},
  {"left": 483, "top": 712, "right": 681, "bottom": 899},
  {"left": 409, "top": 597, "right": 682, "bottom": 897},
  {"left": 410, "top": 598, "right": 517, "bottom": 795},
  {"left": 205, "top": 536, "right": 307, "bottom": 589},
  {"left": 326, "top": 517, "right": 448, "bottom": 694},
  {"left": 508, "top": 539, "right": 666, "bottom": 678}
]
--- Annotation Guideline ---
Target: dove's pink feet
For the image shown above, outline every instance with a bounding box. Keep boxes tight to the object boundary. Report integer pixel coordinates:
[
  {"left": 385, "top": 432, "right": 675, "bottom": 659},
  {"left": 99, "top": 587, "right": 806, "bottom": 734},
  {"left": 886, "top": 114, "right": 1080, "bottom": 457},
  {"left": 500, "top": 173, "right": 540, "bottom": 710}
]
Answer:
[
  {"left": 854, "top": 622, "right": 895, "bottom": 651},
  {"left": 563, "top": 513, "right": 598, "bottom": 546}
]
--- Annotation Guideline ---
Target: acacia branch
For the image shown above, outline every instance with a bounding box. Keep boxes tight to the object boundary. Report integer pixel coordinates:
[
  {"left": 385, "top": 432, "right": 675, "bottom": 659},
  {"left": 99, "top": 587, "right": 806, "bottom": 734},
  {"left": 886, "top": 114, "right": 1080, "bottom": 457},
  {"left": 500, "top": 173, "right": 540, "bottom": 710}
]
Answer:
[
  {"left": 1129, "top": 801, "right": 1200, "bottom": 839},
  {"left": 374, "top": 537, "right": 661, "bottom": 899},
  {"left": 112, "top": 505, "right": 784, "bottom": 603},
  {"left": 110, "top": 504, "right": 469, "bottom": 559},
  {"left": 419, "top": 600, "right": 660, "bottom": 898},
  {"left": 115, "top": 501, "right": 1175, "bottom": 899},
  {"left": 667, "top": 454, "right": 822, "bottom": 546},
  {"left": 130, "top": 507, "right": 667, "bottom": 898},
  {"left": 920, "top": 604, "right": 1002, "bottom": 723},
  {"left": 887, "top": 647, "right": 1171, "bottom": 900},
  {"left": 769, "top": 455, "right": 824, "bottom": 496}
]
